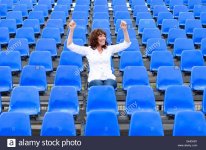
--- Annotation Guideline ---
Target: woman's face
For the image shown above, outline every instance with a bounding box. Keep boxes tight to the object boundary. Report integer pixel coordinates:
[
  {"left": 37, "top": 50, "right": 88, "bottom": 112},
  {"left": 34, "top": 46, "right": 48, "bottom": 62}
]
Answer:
[{"left": 97, "top": 34, "right": 106, "bottom": 46}]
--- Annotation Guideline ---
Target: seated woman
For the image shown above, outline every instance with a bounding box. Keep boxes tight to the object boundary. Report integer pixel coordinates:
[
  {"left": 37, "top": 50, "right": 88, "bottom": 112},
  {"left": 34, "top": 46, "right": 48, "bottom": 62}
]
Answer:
[{"left": 67, "top": 20, "right": 131, "bottom": 89}]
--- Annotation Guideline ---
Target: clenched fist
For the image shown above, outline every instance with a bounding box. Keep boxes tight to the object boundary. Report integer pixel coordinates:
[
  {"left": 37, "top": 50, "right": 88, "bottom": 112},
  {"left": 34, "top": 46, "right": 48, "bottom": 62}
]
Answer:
[
  {"left": 120, "top": 20, "right": 127, "bottom": 31},
  {"left": 68, "top": 20, "right": 76, "bottom": 30}
]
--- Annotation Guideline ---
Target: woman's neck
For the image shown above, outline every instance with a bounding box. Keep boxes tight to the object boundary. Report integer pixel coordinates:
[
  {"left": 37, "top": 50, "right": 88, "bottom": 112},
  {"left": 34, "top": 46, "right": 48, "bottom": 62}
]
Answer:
[{"left": 96, "top": 46, "right": 103, "bottom": 53}]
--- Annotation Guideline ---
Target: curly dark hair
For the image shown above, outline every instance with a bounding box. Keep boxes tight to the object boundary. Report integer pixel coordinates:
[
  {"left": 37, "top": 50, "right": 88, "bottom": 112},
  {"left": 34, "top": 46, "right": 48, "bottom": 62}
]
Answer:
[{"left": 89, "top": 29, "right": 108, "bottom": 50}]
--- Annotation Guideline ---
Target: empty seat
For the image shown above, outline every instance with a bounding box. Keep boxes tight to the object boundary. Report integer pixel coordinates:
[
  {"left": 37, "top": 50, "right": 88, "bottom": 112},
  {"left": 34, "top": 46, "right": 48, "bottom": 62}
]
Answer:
[
  {"left": 20, "top": 65, "right": 47, "bottom": 92},
  {"left": 68, "top": 28, "right": 87, "bottom": 44},
  {"left": 118, "top": 39, "right": 140, "bottom": 56},
  {"left": 0, "top": 66, "right": 12, "bottom": 92},
  {"left": 193, "top": 28, "right": 206, "bottom": 45},
  {"left": 50, "top": 11, "right": 66, "bottom": 25},
  {"left": 185, "top": 19, "right": 202, "bottom": 35},
  {"left": 28, "top": 11, "right": 45, "bottom": 25},
  {"left": 114, "top": 11, "right": 130, "bottom": 24},
  {"left": 92, "top": 19, "right": 110, "bottom": 30},
  {"left": 157, "top": 12, "right": 173, "bottom": 26},
  {"left": 1, "top": 0, "right": 13, "bottom": 10},
  {"left": 38, "top": 0, "right": 52, "bottom": 10},
  {"left": 200, "top": 12, "right": 206, "bottom": 26},
  {"left": 54, "top": 5, "right": 69, "bottom": 17},
  {"left": 94, "top": 0, "right": 108, "bottom": 5},
  {"left": 93, "top": 12, "right": 109, "bottom": 20},
  {"left": 178, "top": 12, "right": 194, "bottom": 26},
  {"left": 136, "top": 12, "right": 152, "bottom": 26},
  {"left": 133, "top": 5, "right": 148, "bottom": 18},
  {"left": 169, "top": 0, "right": 184, "bottom": 10},
  {"left": 57, "top": 0, "right": 72, "bottom": 9},
  {"left": 150, "top": 0, "right": 164, "bottom": 10},
  {"left": 0, "top": 19, "right": 16, "bottom": 34},
  {"left": 173, "top": 111, "right": 206, "bottom": 136},
  {"left": 168, "top": 28, "right": 186, "bottom": 45},
  {"left": 123, "top": 66, "right": 149, "bottom": 90},
  {"left": 85, "top": 110, "right": 120, "bottom": 136},
  {"left": 129, "top": 111, "right": 164, "bottom": 136},
  {"left": 23, "top": 19, "right": 40, "bottom": 35},
  {"left": 93, "top": 5, "right": 108, "bottom": 13},
  {"left": 9, "top": 86, "right": 40, "bottom": 115},
  {"left": 6, "top": 11, "right": 23, "bottom": 25},
  {"left": 146, "top": 38, "right": 167, "bottom": 56},
  {"left": 0, "top": 4, "right": 8, "bottom": 18},
  {"left": 138, "top": 19, "right": 156, "bottom": 34},
  {"left": 41, "top": 27, "right": 61, "bottom": 44},
  {"left": 117, "top": 28, "right": 136, "bottom": 43},
  {"left": 180, "top": 50, "right": 204, "bottom": 72},
  {"left": 161, "top": 19, "right": 179, "bottom": 35},
  {"left": 173, "top": 5, "right": 188, "bottom": 18},
  {"left": 33, "top": 5, "right": 49, "bottom": 18},
  {"left": 157, "top": 66, "right": 183, "bottom": 91},
  {"left": 16, "top": 27, "right": 35, "bottom": 45},
  {"left": 19, "top": 0, "right": 33, "bottom": 10},
  {"left": 188, "top": 0, "right": 201, "bottom": 10},
  {"left": 153, "top": 5, "right": 169, "bottom": 18},
  {"left": 54, "top": 66, "right": 82, "bottom": 91},
  {"left": 13, "top": 4, "right": 28, "bottom": 18},
  {"left": 0, "top": 112, "right": 31, "bottom": 136},
  {"left": 72, "top": 12, "right": 88, "bottom": 24},
  {"left": 164, "top": 85, "right": 195, "bottom": 115},
  {"left": 41, "top": 112, "right": 76, "bottom": 136},
  {"left": 46, "top": 19, "right": 64, "bottom": 34},
  {"left": 201, "top": 38, "right": 206, "bottom": 56},
  {"left": 193, "top": 5, "right": 206, "bottom": 18},
  {"left": 142, "top": 28, "right": 161, "bottom": 45},
  {"left": 0, "top": 27, "right": 9, "bottom": 44}
]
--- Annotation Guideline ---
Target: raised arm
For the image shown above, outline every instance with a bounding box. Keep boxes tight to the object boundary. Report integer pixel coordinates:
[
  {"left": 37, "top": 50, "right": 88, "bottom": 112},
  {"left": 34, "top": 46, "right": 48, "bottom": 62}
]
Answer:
[{"left": 121, "top": 20, "right": 130, "bottom": 43}]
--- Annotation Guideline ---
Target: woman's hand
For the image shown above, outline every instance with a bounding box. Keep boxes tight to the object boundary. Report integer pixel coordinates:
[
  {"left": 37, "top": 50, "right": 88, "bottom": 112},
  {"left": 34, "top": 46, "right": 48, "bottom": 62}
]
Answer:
[
  {"left": 68, "top": 20, "right": 76, "bottom": 30},
  {"left": 120, "top": 20, "right": 127, "bottom": 31}
]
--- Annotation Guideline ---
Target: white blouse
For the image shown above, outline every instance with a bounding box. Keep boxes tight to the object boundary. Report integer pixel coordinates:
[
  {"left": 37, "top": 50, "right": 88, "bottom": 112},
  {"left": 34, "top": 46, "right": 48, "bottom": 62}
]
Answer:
[{"left": 67, "top": 41, "right": 131, "bottom": 82}]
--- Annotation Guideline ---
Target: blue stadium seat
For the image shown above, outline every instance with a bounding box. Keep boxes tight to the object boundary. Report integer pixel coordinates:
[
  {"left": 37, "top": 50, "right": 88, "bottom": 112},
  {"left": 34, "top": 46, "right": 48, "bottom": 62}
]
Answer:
[
  {"left": 29, "top": 51, "right": 53, "bottom": 72},
  {"left": 59, "top": 51, "right": 83, "bottom": 70},
  {"left": 50, "top": 11, "right": 66, "bottom": 25},
  {"left": 178, "top": 12, "right": 194, "bottom": 26},
  {"left": 193, "top": 28, "right": 206, "bottom": 45},
  {"left": 23, "top": 19, "right": 40, "bottom": 35},
  {"left": 76, "top": 0, "right": 90, "bottom": 5},
  {"left": 115, "top": 19, "right": 133, "bottom": 34},
  {"left": 85, "top": 110, "right": 120, "bottom": 136},
  {"left": 9, "top": 86, "right": 40, "bottom": 115},
  {"left": 136, "top": 12, "right": 152, "bottom": 26},
  {"left": 150, "top": 0, "right": 165, "bottom": 10},
  {"left": 193, "top": 5, "right": 206, "bottom": 18},
  {"left": 142, "top": 28, "right": 161, "bottom": 45},
  {"left": 173, "top": 5, "right": 188, "bottom": 18},
  {"left": 86, "top": 86, "right": 118, "bottom": 114},
  {"left": 57, "top": 0, "right": 72, "bottom": 9},
  {"left": 28, "top": 11, "right": 45, "bottom": 25},
  {"left": 123, "top": 66, "right": 149, "bottom": 90},
  {"left": 35, "top": 38, "right": 57, "bottom": 57},
  {"left": 173, "top": 38, "right": 195, "bottom": 57},
  {"left": 20, "top": 65, "right": 47, "bottom": 92},
  {"left": 168, "top": 28, "right": 186, "bottom": 45},
  {"left": 41, "top": 112, "right": 76, "bottom": 136},
  {"left": 164, "top": 85, "right": 195, "bottom": 115},
  {"left": 0, "top": 4, "right": 8, "bottom": 18},
  {"left": 117, "top": 28, "right": 136, "bottom": 43},
  {"left": 47, "top": 19, "right": 64, "bottom": 34},
  {"left": 92, "top": 19, "right": 110, "bottom": 30},
  {"left": 93, "top": 12, "right": 109, "bottom": 20},
  {"left": 188, "top": 0, "right": 201, "bottom": 10},
  {"left": 200, "top": 12, "right": 206, "bottom": 26},
  {"left": 38, "top": 0, "right": 52, "bottom": 10},
  {"left": 133, "top": 5, "right": 148, "bottom": 18},
  {"left": 169, "top": 0, "right": 184, "bottom": 10},
  {"left": 126, "top": 86, "right": 156, "bottom": 115},
  {"left": 54, "top": 66, "right": 82, "bottom": 91},
  {"left": 118, "top": 39, "right": 140, "bottom": 56},
  {"left": 202, "top": 0, "right": 206, "bottom": 4},
  {"left": 33, "top": 5, "right": 49, "bottom": 18},
  {"left": 6, "top": 11, "right": 23, "bottom": 25},
  {"left": 93, "top": 5, "right": 108, "bottom": 13},
  {"left": 72, "top": 11, "right": 88, "bottom": 25},
  {"left": 173, "top": 111, "right": 206, "bottom": 136},
  {"left": 161, "top": 19, "right": 179, "bottom": 35},
  {"left": 190, "top": 66, "right": 206, "bottom": 91},
  {"left": 19, "top": 0, "right": 33, "bottom": 10},
  {"left": 157, "top": 66, "right": 183, "bottom": 91},
  {"left": 0, "top": 27, "right": 9, "bottom": 44},
  {"left": 180, "top": 50, "right": 204, "bottom": 72},
  {"left": 42, "top": 27, "right": 61, "bottom": 44},
  {"left": 146, "top": 38, "right": 167, "bottom": 56},
  {"left": 74, "top": 5, "right": 89, "bottom": 15},
  {"left": 131, "top": 0, "right": 145, "bottom": 9},
  {"left": 68, "top": 28, "right": 87, "bottom": 44},
  {"left": 0, "top": 66, "right": 12, "bottom": 92},
  {"left": 48, "top": 86, "right": 79, "bottom": 115},
  {"left": 157, "top": 12, "right": 173, "bottom": 26},
  {"left": 138, "top": 19, "right": 156, "bottom": 34},
  {"left": 201, "top": 38, "right": 206, "bottom": 56},
  {"left": 1, "top": 0, "right": 13, "bottom": 10},
  {"left": 153, "top": 5, "right": 169, "bottom": 18},
  {"left": 185, "top": 19, "right": 202, "bottom": 35},
  {"left": 129, "top": 111, "right": 164, "bottom": 136},
  {"left": 13, "top": 4, "right": 28, "bottom": 18},
  {"left": 0, "top": 112, "right": 31, "bottom": 136},
  {"left": 73, "top": 19, "right": 87, "bottom": 31},
  {"left": 54, "top": 5, "right": 69, "bottom": 17},
  {"left": 119, "top": 51, "right": 143, "bottom": 71},
  {"left": 0, "top": 51, "right": 21, "bottom": 72},
  {"left": 113, "top": 6, "right": 128, "bottom": 16},
  {"left": 16, "top": 27, "right": 35, "bottom": 45},
  {"left": 94, "top": 0, "right": 107, "bottom": 5},
  {"left": 114, "top": 11, "right": 131, "bottom": 24},
  {"left": 150, "top": 51, "right": 174, "bottom": 72}
]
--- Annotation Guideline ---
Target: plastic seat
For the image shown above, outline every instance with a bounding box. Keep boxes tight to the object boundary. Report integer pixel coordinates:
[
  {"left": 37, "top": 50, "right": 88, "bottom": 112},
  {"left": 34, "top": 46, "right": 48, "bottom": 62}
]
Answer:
[
  {"left": 13, "top": 4, "right": 28, "bottom": 18},
  {"left": 19, "top": 0, "right": 33, "bottom": 10},
  {"left": 68, "top": 28, "right": 87, "bottom": 44},
  {"left": 0, "top": 4, "right": 8, "bottom": 18},
  {"left": 6, "top": 11, "right": 23, "bottom": 25},
  {"left": 136, "top": 12, "right": 152, "bottom": 26},
  {"left": 146, "top": 38, "right": 167, "bottom": 56},
  {"left": 50, "top": 11, "right": 66, "bottom": 25},
  {"left": 157, "top": 66, "right": 183, "bottom": 91},
  {"left": 93, "top": 5, "right": 108, "bottom": 13},
  {"left": 41, "top": 112, "right": 76, "bottom": 136},
  {"left": 200, "top": 12, "right": 206, "bottom": 26},
  {"left": 94, "top": 0, "right": 108, "bottom": 5},
  {"left": 193, "top": 28, "right": 206, "bottom": 45},
  {"left": 85, "top": 110, "right": 120, "bottom": 136},
  {"left": 129, "top": 111, "right": 164, "bottom": 136},
  {"left": 0, "top": 19, "right": 16, "bottom": 34},
  {"left": 47, "top": 19, "right": 64, "bottom": 34},
  {"left": 0, "top": 51, "right": 21, "bottom": 72},
  {"left": 74, "top": 5, "right": 89, "bottom": 15},
  {"left": 20, "top": 65, "right": 47, "bottom": 92},
  {"left": 126, "top": 86, "right": 156, "bottom": 115},
  {"left": 168, "top": 28, "right": 186, "bottom": 45},
  {"left": 23, "top": 19, "right": 40, "bottom": 35},
  {"left": 185, "top": 19, "right": 202, "bottom": 35},
  {"left": 153, "top": 5, "right": 169, "bottom": 18},
  {"left": 201, "top": 38, "right": 206, "bottom": 56},
  {"left": 41, "top": 27, "right": 61, "bottom": 44},
  {"left": 113, "top": 5, "right": 128, "bottom": 16},
  {"left": 118, "top": 39, "right": 140, "bottom": 56},
  {"left": 48, "top": 86, "right": 79, "bottom": 115},
  {"left": 169, "top": 0, "right": 184, "bottom": 10},
  {"left": 150, "top": 0, "right": 164, "bottom": 10},
  {"left": 57, "top": 0, "right": 72, "bottom": 9},
  {"left": 142, "top": 28, "right": 161, "bottom": 44},
  {"left": 0, "top": 27, "right": 9, "bottom": 44},
  {"left": 188, "top": 0, "right": 201, "bottom": 10},
  {"left": 157, "top": 12, "right": 173, "bottom": 26},
  {"left": 173, "top": 5, "right": 188, "bottom": 18},
  {"left": 33, "top": 5, "right": 49, "bottom": 18},
  {"left": 115, "top": 19, "right": 132, "bottom": 34},
  {"left": 0, "top": 112, "right": 31, "bottom": 136},
  {"left": 173, "top": 111, "right": 206, "bottom": 136},
  {"left": 1, "top": 0, "right": 13, "bottom": 10},
  {"left": 54, "top": 66, "right": 82, "bottom": 91},
  {"left": 117, "top": 28, "right": 136, "bottom": 43},
  {"left": 133, "top": 5, "right": 148, "bottom": 18},
  {"left": 28, "top": 11, "right": 45, "bottom": 25},
  {"left": 93, "top": 12, "right": 109, "bottom": 20},
  {"left": 178, "top": 12, "right": 194, "bottom": 26},
  {"left": 38, "top": 0, "right": 52, "bottom": 10},
  {"left": 131, "top": 0, "right": 145, "bottom": 9},
  {"left": 181, "top": 50, "right": 204, "bottom": 72},
  {"left": 16, "top": 27, "right": 35, "bottom": 45},
  {"left": 92, "top": 19, "right": 110, "bottom": 30},
  {"left": 123, "top": 66, "right": 149, "bottom": 90},
  {"left": 161, "top": 19, "right": 179, "bottom": 35},
  {"left": 0, "top": 66, "right": 12, "bottom": 92},
  {"left": 119, "top": 51, "right": 143, "bottom": 71},
  {"left": 72, "top": 12, "right": 88, "bottom": 25},
  {"left": 193, "top": 5, "right": 206, "bottom": 18},
  {"left": 114, "top": 11, "right": 130, "bottom": 24},
  {"left": 138, "top": 19, "right": 156, "bottom": 34},
  {"left": 164, "top": 85, "right": 195, "bottom": 115}
]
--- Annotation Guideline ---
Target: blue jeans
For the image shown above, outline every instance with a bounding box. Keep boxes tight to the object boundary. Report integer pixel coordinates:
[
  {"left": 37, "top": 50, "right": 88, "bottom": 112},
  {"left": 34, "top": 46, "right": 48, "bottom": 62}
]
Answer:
[{"left": 88, "top": 79, "right": 117, "bottom": 89}]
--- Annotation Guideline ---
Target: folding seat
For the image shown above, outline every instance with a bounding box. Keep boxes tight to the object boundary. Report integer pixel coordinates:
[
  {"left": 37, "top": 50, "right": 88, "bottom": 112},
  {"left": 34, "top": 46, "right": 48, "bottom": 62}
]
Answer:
[
  {"left": 169, "top": 0, "right": 184, "bottom": 10},
  {"left": 173, "top": 38, "right": 195, "bottom": 57},
  {"left": 29, "top": 51, "right": 53, "bottom": 72},
  {"left": 114, "top": 11, "right": 131, "bottom": 24},
  {"left": 200, "top": 12, "right": 206, "bottom": 26},
  {"left": 50, "top": 11, "right": 66, "bottom": 25},
  {"left": 86, "top": 86, "right": 118, "bottom": 114},
  {"left": 201, "top": 38, "right": 206, "bottom": 56},
  {"left": 138, "top": 19, "right": 156, "bottom": 34},
  {"left": 183, "top": 0, "right": 189, "bottom": 5},
  {"left": 115, "top": 19, "right": 132, "bottom": 34},
  {"left": 193, "top": 28, "right": 206, "bottom": 45},
  {"left": 35, "top": 38, "right": 57, "bottom": 57},
  {"left": 19, "top": 0, "right": 33, "bottom": 11},
  {"left": 0, "top": 112, "right": 31, "bottom": 136},
  {"left": 9, "top": 86, "right": 40, "bottom": 115},
  {"left": 118, "top": 39, "right": 140, "bottom": 56},
  {"left": 48, "top": 86, "right": 79, "bottom": 115},
  {"left": 92, "top": 19, "right": 110, "bottom": 30},
  {"left": 73, "top": 19, "right": 87, "bottom": 29},
  {"left": 93, "top": 12, "right": 109, "bottom": 20},
  {"left": 156, "top": 66, "right": 183, "bottom": 91},
  {"left": 133, "top": 5, "right": 148, "bottom": 18},
  {"left": 13, "top": 4, "right": 28, "bottom": 18},
  {"left": 72, "top": 12, "right": 88, "bottom": 25},
  {"left": 117, "top": 28, "right": 136, "bottom": 43},
  {"left": 190, "top": 66, "right": 206, "bottom": 91},
  {"left": 1, "top": 0, "right": 13, "bottom": 10},
  {"left": 16, "top": 27, "right": 35, "bottom": 45},
  {"left": 161, "top": 19, "right": 179, "bottom": 35},
  {"left": 6, "top": 11, "right": 23, "bottom": 25},
  {"left": 113, "top": 0, "right": 127, "bottom": 7},
  {"left": 193, "top": 5, "right": 206, "bottom": 18},
  {"left": 188, "top": 0, "right": 201, "bottom": 10},
  {"left": 46, "top": 19, "right": 64, "bottom": 35},
  {"left": 28, "top": 11, "right": 45, "bottom": 26},
  {"left": 167, "top": 28, "right": 186, "bottom": 45},
  {"left": 20, "top": 65, "right": 47, "bottom": 92},
  {"left": 173, "top": 111, "right": 206, "bottom": 136},
  {"left": 68, "top": 28, "right": 87, "bottom": 44},
  {"left": 0, "top": 66, "right": 12, "bottom": 92},
  {"left": 94, "top": 0, "right": 108, "bottom": 6},
  {"left": 146, "top": 38, "right": 167, "bottom": 56},
  {"left": 113, "top": 5, "right": 128, "bottom": 15},
  {"left": 0, "top": 27, "right": 9, "bottom": 44},
  {"left": 33, "top": 5, "right": 49, "bottom": 18},
  {"left": 126, "top": 86, "right": 156, "bottom": 115},
  {"left": 157, "top": 12, "right": 173, "bottom": 26},
  {"left": 185, "top": 19, "right": 202, "bottom": 35},
  {"left": 181, "top": 50, "right": 204, "bottom": 72},
  {"left": 150, "top": 51, "right": 174, "bottom": 72},
  {"left": 129, "top": 111, "right": 164, "bottom": 136},
  {"left": 173, "top": 5, "right": 188, "bottom": 18},
  {"left": 150, "top": 0, "right": 165, "bottom": 10},
  {"left": 136, "top": 12, "right": 152, "bottom": 26},
  {"left": 153, "top": 5, "right": 169, "bottom": 18},
  {"left": 0, "top": 51, "right": 21, "bottom": 72},
  {"left": 123, "top": 66, "right": 149, "bottom": 90},
  {"left": 93, "top": 5, "right": 108, "bottom": 13},
  {"left": 131, "top": 0, "right": 145, "bottom": 9},
  {"left": 57, "top": 0, "right": 72, "bottom": 9},
  {"left": 54, "top": 66, "right": 82, "bottom": 91},
  {"left": 0, "top": 4, "right": 8, "bottom": 18},
  {"left": 74, "top": 5, "right": 89, "bottom": 14},
  {"left": 8, "top": 38, "right": 29, "bottom": 57},
  {"left": 85, "top": 110, "right": 120, "bottom": 136},
  {"left": 23, "top": 19, "right": 40, "bottom": 35},
  {"left": 41, "top": 27, "right": 61, "bottom": 44},
  {"left": 76, "top": 0, "right": 90, "bottom": 5},
  {"left": 178, "top": 12, "right": 194, "bottom": 26},
  {"left": 38, "top": 0, "right": 52, "bottom": 10},
  {"left": 41, "top": 112, "right": 76, "bottom": 136},
  {"left": 142, "top": 28, "right": 161, "bottom": 45}
]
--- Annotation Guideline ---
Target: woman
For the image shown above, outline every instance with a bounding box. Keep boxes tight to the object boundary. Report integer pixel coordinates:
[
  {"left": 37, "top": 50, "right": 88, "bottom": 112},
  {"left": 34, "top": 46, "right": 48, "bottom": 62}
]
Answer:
[{"left": 67, "top": 20, "right": 131, "bottom": 89}]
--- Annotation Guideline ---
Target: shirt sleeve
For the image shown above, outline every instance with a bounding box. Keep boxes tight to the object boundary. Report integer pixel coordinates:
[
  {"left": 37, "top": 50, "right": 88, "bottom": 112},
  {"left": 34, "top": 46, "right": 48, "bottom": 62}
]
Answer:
[
  {"left": 67, "top": 42, "right": 90, "bottom": 56},
  {"left": 109, "top": 40, "right": 132, "bottom": 55}
]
